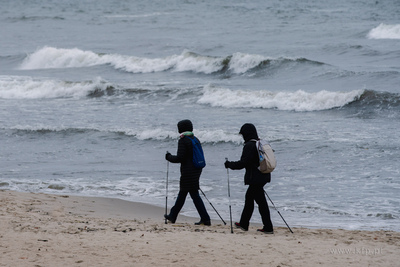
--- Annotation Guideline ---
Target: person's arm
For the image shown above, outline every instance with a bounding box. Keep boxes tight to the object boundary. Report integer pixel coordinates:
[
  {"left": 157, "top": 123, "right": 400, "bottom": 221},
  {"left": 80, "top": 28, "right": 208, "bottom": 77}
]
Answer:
[
  {"left": 166, "top": 138, "right": 187, "bottom": 163},
  {"left": 225, "top": 143, "right": 253, "bottom": 170}
]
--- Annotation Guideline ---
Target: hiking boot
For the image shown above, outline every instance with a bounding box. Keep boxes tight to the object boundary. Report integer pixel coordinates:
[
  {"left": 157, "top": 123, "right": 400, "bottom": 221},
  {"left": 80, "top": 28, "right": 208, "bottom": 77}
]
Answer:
[
  {"left": 257, "top": 228, "right": 274, "bottom": 234},
  {"left": 194, "top": 220, "right": 211, "bottom": 226},
  {"left": 234, "top": 222, "right": 248, "bottom": 231},
  {"left": 164, "top": 214, "right": 176, "bottom": 223}
]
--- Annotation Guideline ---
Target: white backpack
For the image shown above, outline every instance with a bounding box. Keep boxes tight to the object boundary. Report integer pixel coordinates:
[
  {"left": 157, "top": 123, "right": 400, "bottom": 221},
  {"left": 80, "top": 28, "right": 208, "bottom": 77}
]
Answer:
[{"left": 253, "top": 139, "right": 277, "bottom": 173}]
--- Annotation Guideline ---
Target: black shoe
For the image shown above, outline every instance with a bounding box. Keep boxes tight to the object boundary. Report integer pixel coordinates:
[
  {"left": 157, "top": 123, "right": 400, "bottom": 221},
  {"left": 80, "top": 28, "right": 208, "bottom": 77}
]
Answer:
[
  {"left": 194, "top": 220, "right": 211, "bottom": 226},
  {"left": 164, "top": 214, "right": 176, "bottom": 223},
  {"left": 257, "top": 228, "right": 274, "bottom": 234},
  {"left": 234, "top": 222, "right": 248, "bottom": 231}
]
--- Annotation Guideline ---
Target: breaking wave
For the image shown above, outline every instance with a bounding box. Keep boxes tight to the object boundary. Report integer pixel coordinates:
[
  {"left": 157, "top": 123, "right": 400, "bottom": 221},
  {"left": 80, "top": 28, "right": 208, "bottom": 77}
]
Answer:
[
  {"left": 198, "top": 85, "right": 364, "bottom": 111},
  {"left": 2, "top": 76, "right": 398, "bottom": 114},
  {"left": 19, "top": 46, "right": 324, "bottom": 75},
  {"left": 4, "top": 125, "right": 243, "bottom": 144},
  {"left": 347, "top": 90, "right": 400, "bottom": 110},
  {"left": 0, "top": 76, "right": 113, "bottom": 99},
  {"left": 367, "top": 23, "right": 400, "bottom": 40}
]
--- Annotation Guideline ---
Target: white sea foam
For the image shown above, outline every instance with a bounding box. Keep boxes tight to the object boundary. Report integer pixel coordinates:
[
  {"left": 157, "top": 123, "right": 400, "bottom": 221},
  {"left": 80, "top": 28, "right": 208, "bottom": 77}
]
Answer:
[
  {"left": 196, "top": 129, "right": 243, "bottom": 144},
  {"left": 123, "top": 127, "right": 242, "bottom": 144},
  {"left": 198, "top": 85, "right": 364, "bottom": 111},
  {"left": 18, "top": 47, "right": 283, "bottom": 74},
  {"left": 18, "top": 47, "right": 224, "bottom": 73},
  {"left": 0, "top": 76, "right": 110, "bottom": 99},
  {"left": 367, "top": 23, "right": 400, "bottom": 40},
  {"left": 6, "top": 124, "right": 243, "bottom": 145},
  {"left": 124, "top": 128, "right": 178, "bottom": 141},
  {"left": 228, "top": 52, "right": 270, "bottom": 74},
  {"left": 19, "top": 47, "right": 104, "bottom": 69},
  {"left": 110, "top": 51, "right": 224, "bottom": 74},
  {"left": 0, "top": 76, "right": 108, "bottom": 99}
]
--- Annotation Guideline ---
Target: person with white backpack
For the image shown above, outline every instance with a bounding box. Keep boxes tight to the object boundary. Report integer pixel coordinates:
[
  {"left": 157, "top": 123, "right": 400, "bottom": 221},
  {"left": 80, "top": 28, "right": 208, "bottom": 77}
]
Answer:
[{"left": 224, "top": 123, "right": 274, "bottom": 234}]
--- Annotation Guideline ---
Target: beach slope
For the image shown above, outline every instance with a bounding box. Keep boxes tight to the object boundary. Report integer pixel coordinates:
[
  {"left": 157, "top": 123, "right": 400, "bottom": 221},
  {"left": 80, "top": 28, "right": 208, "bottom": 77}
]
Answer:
[{"left": 1, "top": 190, "right": 398, "bottom": 267}]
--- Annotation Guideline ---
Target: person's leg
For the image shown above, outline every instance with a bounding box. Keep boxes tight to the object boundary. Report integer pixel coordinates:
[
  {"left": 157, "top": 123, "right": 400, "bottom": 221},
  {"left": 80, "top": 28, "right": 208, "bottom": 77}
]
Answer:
[
  {"left": 254, "top": 187, "right": 273, "bottom": 232},
  {"left": 189, "top": 190, "right": 210, "bottom": 222},
  {"left": 168, "top": 190, "right": 188, "bottom": 222},
  {"left": 239, "top": 185, "right": 256, "bottom": 230}
]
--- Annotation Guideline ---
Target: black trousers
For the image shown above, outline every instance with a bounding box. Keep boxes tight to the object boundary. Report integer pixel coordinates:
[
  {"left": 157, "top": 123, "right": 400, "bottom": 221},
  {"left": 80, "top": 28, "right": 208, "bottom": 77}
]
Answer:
[
  {"left": 239, "top": 184, "right": 273, "bottom": 231},
  {"left": 169, "top": 190, "right": 211, "bottom": 222}
]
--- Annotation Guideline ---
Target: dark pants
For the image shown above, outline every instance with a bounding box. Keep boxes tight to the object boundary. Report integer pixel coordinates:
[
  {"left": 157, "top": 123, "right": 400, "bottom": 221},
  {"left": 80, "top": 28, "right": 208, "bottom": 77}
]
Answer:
[
  {"left": 169, "top": 190, "right": 210, "bottom": 222},
  {"left": 239, "top": 184, "right": 273, "bottom": 231}
]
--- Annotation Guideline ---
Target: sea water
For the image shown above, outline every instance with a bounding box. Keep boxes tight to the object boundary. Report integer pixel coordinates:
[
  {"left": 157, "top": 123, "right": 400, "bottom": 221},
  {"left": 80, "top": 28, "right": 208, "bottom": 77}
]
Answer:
[{"left": 1, "top": 0, "right": 399, "bottom": 231}]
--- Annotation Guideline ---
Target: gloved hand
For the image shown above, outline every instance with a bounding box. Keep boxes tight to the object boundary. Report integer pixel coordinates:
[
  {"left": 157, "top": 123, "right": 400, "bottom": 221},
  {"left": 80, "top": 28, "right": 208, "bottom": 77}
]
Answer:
[
  {"left": 165, "top": 152, "right": 171, "bottom": 161},
  {"left": 224, "top": 160, "right": 231, "bottom": 169}
]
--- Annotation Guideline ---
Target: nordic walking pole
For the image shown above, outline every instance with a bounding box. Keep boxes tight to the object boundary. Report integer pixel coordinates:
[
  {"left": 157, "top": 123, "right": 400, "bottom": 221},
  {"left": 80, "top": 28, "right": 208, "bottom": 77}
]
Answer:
[
  {"left": 264, "top": 189, "right": 293, "bottom": 233},
  {"left": 165, "top": 158, "right": 169, "bottom": 224},
  {"left": 225, "top": 158, "right": 233, "bottom": 234},
  {"left": 199, "top": 188, "right": 226, "bottom": 225}
]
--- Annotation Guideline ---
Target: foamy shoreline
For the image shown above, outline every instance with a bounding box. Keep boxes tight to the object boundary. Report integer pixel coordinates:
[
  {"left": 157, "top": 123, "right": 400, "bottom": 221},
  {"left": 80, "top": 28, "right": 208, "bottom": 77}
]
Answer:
[{"left": 1, "top": 190, "right": 398, "bottom": 267}]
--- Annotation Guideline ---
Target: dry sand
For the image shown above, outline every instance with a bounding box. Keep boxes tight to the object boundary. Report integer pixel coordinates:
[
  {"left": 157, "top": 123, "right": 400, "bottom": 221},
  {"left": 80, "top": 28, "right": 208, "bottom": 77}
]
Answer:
[{"left": 1, "top": 190, "right": 399, "bottom": 267}]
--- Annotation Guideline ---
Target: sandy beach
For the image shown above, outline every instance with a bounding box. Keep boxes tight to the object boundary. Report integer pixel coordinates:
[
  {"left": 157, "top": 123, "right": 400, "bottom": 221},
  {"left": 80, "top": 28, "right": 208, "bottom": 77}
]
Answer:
[{"left": 0, "top": 190, "right": 398, "bottom": 267}]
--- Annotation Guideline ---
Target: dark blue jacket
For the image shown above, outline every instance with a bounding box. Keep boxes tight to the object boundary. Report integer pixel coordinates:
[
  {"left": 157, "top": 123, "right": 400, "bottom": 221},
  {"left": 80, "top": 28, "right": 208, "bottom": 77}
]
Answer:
[{"left": 166, "top": 120, "right": 202, "bottom": 191}]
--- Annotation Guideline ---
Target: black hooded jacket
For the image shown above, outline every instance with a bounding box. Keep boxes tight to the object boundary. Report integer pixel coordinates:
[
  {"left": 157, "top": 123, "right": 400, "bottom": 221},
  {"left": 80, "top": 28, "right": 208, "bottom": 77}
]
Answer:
[
  {"left": 166, "top": 120, "right": 202, "bottom": 191},
  {"left": 226, "top": 123, "right": 271, "bottom": 185}
]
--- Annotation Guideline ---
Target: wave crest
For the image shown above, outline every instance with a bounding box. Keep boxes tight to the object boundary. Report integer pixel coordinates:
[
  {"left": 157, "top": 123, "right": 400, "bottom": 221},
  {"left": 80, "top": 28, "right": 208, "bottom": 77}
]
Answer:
[
  {"left": 0, "top": 76, "right": 113, "bottom": 99},
  {"left": 19, "top": 47, "right": 323, "bottom": 75},
  {"left": 367, "top": 23, "right": 400, "bottom": 40},
  {"left": 198, "top": 85, "right": 364, "bottom": 111},
  {"left": 4, "top": 125, "right": 243, "bottom": 144}
]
